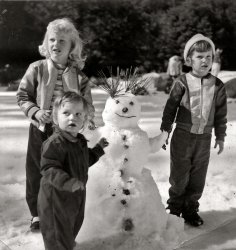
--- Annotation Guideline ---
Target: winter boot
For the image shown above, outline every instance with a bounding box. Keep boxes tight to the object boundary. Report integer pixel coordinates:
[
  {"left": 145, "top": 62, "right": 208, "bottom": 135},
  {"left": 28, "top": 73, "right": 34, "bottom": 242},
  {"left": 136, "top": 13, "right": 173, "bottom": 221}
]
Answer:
[
  {"left": 182, "top": 210, "right": 204, "bottom": 227},
  {"left": 166, "top": 207, "right": 181, "bottom": 217}
]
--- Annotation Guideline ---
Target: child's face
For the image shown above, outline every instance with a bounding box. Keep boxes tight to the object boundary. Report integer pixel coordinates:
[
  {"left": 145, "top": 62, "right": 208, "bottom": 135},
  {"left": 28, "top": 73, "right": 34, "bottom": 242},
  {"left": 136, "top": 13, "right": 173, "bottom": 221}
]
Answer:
[
  {"left": 48, "top": 31, "right": 72, "bottom": 66},
  {"left": 57, "top": 101, "right": 85, "bottom": 137},
  {"left": 190, "top": 50, "right": 213, "bottom": 77}
]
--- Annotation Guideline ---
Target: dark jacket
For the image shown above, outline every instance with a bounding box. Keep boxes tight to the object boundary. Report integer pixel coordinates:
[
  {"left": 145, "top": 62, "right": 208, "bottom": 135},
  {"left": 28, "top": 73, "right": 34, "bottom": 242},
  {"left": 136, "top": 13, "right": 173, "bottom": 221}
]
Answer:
[
  {"left": 161, "top": 73, "right": 227, "bottom": 141},
  {"left": 40, "top": 127, "right": 104, "bottom": 191},
  {"left": 38, "top": 127, "right": 104, "bottom": 250}
]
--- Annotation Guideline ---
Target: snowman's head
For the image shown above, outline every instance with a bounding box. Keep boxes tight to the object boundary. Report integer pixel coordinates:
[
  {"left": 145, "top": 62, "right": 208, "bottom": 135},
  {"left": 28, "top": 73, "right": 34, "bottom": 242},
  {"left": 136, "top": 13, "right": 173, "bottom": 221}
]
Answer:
[{"left": 102, "top": 93, "right": 141, "bottom": 128}]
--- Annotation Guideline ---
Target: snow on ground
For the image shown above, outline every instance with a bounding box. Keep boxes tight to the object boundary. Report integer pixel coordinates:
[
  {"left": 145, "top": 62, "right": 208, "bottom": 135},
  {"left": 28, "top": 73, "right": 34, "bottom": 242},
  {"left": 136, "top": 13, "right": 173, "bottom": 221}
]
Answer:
[
  {"left": 217, "top": 70, "right": 236, "bottom": 83},
  {"left": 0, "top": 71, "right": 236, "bottom": 250}
]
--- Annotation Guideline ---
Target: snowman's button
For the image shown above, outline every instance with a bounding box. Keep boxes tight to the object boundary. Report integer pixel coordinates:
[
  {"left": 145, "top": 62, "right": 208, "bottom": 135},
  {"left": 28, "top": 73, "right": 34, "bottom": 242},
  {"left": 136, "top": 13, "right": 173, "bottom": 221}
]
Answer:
[
  {"left": 123, "top": 218, "right": 134, "bottom": 231},
  {"left": 119, "top": 169, "right": 124, "bottom": 176},
  {"left": 124, "top": 145, "right": 129, "bottom": 149},
  {"left": 122, "top": 135, "right": 127, "bottom": 141},
  {"left": 124, "top": 158, "right": 128, "bottom": 162},
  {"left": 121, "top": 199, "right": 127, "bottom": 205},
  {"left": 123, "top": 189, "right": 130, "bottom": 195}
]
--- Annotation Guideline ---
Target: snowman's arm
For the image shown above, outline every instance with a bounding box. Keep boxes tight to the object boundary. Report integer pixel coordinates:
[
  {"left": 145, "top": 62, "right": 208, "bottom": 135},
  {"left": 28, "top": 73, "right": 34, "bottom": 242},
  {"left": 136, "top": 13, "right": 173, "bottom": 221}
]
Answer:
[
  {"left": 149, "top": 131, "right": 168, "bottom": 153},
  {"left": 83, "top": 127, "right": 102, "bottom": 148}
]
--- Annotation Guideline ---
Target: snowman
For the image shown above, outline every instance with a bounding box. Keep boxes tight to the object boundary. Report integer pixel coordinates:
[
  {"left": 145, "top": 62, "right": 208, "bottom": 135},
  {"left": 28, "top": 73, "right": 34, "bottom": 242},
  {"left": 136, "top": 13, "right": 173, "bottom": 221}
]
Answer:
[{"left": 78, "top": 72, "right": 184, "bottom": 249}]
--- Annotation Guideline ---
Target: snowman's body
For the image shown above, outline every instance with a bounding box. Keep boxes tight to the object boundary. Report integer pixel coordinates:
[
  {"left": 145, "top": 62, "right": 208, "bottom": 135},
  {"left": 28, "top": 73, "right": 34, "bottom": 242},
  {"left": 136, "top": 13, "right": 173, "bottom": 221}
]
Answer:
[
  {"left": 98, "top": 125, "right": 149, "bottom": 176},
  {"left": 78, "top": 93, "right": 183, "bottom": 246}
]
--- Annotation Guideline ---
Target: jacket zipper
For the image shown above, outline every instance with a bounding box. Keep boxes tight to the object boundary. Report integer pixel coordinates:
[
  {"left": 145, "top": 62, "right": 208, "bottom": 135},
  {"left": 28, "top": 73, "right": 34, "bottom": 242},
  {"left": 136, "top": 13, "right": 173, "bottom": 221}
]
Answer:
[{"left": 199, "top": 79, "right": 203, "bottom": 133}]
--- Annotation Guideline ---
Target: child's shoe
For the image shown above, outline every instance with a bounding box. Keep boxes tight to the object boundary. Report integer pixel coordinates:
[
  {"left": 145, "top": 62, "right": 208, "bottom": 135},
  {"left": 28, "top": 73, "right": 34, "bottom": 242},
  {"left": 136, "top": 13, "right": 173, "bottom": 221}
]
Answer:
[
  {"left": 182, "top": 211, "right": 204, "bottom": 227},
  {"left": 166, "top": 206, "right": 181, "bottom": 217},
  {"left": 30, "top": 217, "right": 40, "bottom": 231},
  {"left": 166, "top": 208, "right": 181, "bottom": 217}
]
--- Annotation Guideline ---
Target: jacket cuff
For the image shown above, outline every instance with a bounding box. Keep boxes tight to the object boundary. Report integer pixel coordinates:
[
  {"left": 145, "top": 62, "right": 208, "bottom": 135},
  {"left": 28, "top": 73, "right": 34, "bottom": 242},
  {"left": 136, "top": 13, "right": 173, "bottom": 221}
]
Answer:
[
  {"left": 27, "top": 106, "right": 40, "bottom": 119},
  {"left": 215, "top": 134, "right": 225, "bottom": 142},
  {"left": 93, "top": 144, "right": 105, "bottom": 157},
  {"left": 160, "top": 123, "right": 172, "bottom": 133}
]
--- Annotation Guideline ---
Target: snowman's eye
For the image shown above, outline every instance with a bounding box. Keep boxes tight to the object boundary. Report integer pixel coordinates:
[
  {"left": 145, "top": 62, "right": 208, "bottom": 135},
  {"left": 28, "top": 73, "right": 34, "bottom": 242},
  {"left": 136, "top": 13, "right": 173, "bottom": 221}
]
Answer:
[
  {"left": 116, "top": 100, "right": 120, "bottom": 104},
  {"left": 129, "top": 101, "right": 134, "bottom": 105}
]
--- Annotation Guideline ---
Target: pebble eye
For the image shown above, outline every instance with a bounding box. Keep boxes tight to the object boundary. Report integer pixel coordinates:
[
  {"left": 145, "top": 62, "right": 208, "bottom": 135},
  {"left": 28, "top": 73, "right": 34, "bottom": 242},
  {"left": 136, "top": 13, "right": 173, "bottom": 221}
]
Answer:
[
  {"left": 116, "top": 100, "right": 120, "bottom": 104},
  {"left": 129, "top": 101, "right": 134, "bottom": 105}
]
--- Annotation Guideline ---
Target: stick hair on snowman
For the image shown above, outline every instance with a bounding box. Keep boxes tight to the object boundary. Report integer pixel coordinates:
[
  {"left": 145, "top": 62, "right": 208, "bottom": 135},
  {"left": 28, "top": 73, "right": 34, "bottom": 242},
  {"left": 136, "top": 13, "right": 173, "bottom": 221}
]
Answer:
[{"left": 93, "top": 67, "right": 168, "bottom": 158}]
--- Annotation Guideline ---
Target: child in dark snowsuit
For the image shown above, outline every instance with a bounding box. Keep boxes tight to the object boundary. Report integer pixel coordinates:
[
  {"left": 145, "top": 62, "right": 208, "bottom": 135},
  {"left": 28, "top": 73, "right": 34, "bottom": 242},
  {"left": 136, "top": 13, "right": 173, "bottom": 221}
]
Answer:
[
  {"left": 38, "top": 91, "right": 108, "bottom": 250},
  {"left": 161, "top": 34, "right": 227, "bottom": 227}
]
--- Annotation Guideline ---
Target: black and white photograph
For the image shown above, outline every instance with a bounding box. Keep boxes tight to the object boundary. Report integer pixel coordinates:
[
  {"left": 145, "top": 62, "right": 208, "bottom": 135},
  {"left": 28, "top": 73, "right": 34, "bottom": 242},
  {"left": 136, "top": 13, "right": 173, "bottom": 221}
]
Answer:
[{"left": 0, "top": 0, "right": 236, "bottom": 249}]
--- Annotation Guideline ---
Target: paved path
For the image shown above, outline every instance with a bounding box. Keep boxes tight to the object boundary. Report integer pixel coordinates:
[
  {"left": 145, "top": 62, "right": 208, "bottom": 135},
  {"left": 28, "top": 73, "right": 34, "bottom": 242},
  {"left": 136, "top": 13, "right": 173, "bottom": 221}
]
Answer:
[{"left": 177, "top": 218, "right": 236, "bottom": 250}]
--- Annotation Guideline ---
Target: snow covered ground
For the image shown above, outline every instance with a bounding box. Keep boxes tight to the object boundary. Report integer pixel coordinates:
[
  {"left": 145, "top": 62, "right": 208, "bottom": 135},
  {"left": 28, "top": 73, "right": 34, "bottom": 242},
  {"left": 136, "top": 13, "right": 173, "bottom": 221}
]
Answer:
[{"left": 0, "top": 71, "right": 236, "bottom": 250}]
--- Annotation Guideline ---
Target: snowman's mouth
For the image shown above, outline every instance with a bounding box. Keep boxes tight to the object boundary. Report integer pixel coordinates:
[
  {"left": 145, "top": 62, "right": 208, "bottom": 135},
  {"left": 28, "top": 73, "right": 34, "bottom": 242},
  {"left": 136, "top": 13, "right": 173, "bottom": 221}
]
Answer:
[{"left": 115, "top": 113, "right": 136, "bottom": 118}]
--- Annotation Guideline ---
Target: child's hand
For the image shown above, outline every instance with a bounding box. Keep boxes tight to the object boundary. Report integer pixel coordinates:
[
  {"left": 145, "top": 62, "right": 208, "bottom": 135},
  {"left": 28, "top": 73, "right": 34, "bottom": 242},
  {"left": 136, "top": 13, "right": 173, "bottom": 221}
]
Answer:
[
  {"left": 35, "top": 110, "right": 52, "bottom": 124},
  {"left": 161, "top": 131, "right": 169, "bottom": 150},
  {"left": 88, "top": 120, "right": 97, "bottom": 130},
  {"left": 149, "top": 131, "right": 168, "bottom": 153},
  {"left": 72, "top": 181, "right": 85, "bottom": 192},
  {"left": 214, "top": 140, "right": 224, "bottom": 155},
  {"left": 98, "top": 137, "right": 109, "bottom": 149}
]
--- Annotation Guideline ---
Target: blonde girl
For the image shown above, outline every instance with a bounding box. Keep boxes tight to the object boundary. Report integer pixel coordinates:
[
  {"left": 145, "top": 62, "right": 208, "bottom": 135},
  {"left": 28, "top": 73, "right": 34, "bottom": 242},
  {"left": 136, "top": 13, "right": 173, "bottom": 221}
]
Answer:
[{"left": 16, "top": 18, "right": 95, "bottom": 231}]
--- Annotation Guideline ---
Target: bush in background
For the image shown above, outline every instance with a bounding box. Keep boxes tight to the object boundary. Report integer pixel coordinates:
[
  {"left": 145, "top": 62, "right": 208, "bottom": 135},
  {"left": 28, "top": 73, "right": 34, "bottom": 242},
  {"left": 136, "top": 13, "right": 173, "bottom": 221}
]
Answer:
[
  {"left": 225, "top": 78, "right": 236, "bottom": 98},
  {"left": 1, "top": 0, "right": 236, "bottom": 84}
]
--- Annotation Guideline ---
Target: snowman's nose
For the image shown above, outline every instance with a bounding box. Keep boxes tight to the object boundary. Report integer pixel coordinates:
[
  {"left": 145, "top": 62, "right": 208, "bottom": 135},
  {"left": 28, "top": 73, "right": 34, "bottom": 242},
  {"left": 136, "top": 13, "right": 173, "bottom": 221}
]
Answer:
[{"left": 122, "top": 107, "right": 128, "bottom": 113}]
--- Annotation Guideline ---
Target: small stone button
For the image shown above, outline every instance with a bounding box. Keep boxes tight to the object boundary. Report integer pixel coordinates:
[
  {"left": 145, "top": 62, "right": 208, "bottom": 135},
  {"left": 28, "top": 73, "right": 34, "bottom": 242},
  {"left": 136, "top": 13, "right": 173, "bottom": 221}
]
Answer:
[
  {"left": 121, "top": 199, "right": 127, "bottom": 205},
  {"left": 123, "top": 189, "right": 130, "bottom": 195}
]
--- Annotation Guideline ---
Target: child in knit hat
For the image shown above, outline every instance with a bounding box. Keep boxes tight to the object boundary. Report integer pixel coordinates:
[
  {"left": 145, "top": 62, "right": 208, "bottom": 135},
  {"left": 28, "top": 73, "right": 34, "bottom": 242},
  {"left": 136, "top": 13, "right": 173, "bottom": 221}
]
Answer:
[{"left": 160, "top": 34, "right": 227, "bottom": 226}]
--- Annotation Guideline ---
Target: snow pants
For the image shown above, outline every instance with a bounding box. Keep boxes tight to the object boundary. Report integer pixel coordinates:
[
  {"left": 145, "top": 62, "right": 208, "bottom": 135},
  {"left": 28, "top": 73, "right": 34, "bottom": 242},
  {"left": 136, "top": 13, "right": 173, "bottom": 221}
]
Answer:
[
  {"left": 38, "top": 182, "right": 86, "bottom": 250},
  {"left": 167, "top": 128, "right": 212, "bottom": 214},
  {"left": 26, "top": 123, "right": 53, "bottom": 217}
]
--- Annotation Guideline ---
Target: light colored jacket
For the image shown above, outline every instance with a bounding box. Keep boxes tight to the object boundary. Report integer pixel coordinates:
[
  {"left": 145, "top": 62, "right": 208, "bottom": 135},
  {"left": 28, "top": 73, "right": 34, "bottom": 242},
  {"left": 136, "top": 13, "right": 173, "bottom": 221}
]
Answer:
[
  {"left": 16, "top": 59, "right": 94, "bottom": 128},
  {"left": 161, "top": 72, "right": 227, "bottom": 141}
]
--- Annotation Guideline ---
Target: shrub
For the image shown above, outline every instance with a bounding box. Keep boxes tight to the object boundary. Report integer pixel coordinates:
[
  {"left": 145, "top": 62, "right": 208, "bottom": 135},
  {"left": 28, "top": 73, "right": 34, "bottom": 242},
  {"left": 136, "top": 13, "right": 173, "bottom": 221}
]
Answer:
[{"left": 225, "top": 78, "right": 236, "bottom": 98}]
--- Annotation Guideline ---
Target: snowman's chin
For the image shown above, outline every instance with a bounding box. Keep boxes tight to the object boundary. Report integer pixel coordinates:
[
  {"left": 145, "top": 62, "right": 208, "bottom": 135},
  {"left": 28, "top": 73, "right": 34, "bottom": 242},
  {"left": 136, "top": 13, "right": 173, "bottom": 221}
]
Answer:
[{"left": 115, "top": 113, "right": 136, "bottom": 118}]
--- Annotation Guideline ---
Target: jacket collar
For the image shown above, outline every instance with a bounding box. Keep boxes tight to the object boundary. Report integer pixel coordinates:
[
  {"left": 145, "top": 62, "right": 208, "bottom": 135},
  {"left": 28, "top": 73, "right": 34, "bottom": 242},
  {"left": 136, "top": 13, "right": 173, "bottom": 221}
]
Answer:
[
  {"left": 190, "top": 71, "right": 212, "bottom": 79},
  {"left": 54, "top": 125, "right": 86, "bottom": 143},
  {"left": 50, "top": 59, "right": 77, "bottom": 74}
]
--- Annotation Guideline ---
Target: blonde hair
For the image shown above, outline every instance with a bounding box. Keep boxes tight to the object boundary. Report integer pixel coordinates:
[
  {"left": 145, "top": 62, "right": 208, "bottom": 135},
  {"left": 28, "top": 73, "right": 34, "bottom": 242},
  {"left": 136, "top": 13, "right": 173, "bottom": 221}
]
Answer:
[{"left": 39, "top": 18, "right": 86, "bottom": 69}]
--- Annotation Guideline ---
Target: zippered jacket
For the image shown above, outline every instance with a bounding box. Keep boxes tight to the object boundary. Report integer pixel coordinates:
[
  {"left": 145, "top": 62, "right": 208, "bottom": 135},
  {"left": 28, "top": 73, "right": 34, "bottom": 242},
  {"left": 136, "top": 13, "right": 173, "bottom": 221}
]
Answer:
[
  {"left": 16, "top": 59, "right": 94, "bottom": 128},
  {"left": 161, "top": 73, "right": 227, "bottom": 141}
]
